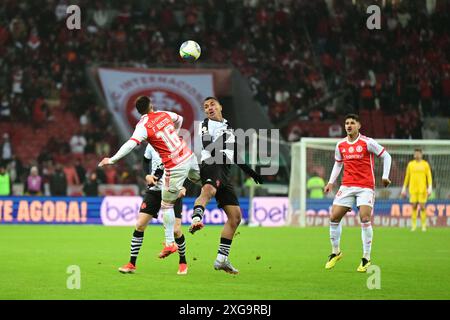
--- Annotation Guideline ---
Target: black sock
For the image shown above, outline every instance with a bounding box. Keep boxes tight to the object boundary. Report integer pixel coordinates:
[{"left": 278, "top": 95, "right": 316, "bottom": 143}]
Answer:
[
  {"left": 192, "top": 205, "right": 205, "bottom": 220},
  {"left": 218, "top": 237, "right": 232, "bottom": 257},
  {"left": 130, "top": 230, "right": 144, "bottom": 265},
  {"left": 175, "top": 234, "right": 187, "bottom": 264}
]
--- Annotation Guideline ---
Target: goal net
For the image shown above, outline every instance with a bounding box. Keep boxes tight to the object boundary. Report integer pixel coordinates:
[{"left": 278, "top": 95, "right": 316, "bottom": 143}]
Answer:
[{"left": 288, "top": 138, "right": 450, "bottom": 227}]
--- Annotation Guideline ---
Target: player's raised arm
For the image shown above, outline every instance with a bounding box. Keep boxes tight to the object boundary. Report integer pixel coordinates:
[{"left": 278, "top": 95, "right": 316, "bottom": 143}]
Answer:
[
  {"left": 324, "top": 143, "right": 344, "bottom": 193},
  {"left": 232, "top": 136, "right": 263, "bottom": 184},
  {"left": 98, "top": 121, "right": 147, "bottom": 167}
]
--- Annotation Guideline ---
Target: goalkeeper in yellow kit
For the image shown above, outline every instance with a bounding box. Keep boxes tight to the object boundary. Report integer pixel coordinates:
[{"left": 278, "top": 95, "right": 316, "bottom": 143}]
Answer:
[{"left": 401, "top": 149, "right": 433, "bottom": 232}]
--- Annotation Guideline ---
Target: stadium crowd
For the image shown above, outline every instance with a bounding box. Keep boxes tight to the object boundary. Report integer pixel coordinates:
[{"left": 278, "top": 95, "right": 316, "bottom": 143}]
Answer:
[{"left": 0, "top": 0, "right": 449, "bottom": 193}]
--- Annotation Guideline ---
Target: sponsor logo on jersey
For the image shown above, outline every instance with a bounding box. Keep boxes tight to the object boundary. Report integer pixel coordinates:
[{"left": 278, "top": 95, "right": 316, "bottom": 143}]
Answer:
[{"left": 344, "top": 154, "right": 364, "bottom": 160}]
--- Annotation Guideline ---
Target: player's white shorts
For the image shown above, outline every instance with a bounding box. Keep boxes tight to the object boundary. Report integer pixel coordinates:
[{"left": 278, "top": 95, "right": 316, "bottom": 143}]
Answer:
[
  {"left": 162, "top": 154, "right": 200, "bottom": 202},
  {"left": 333, "top": 186, "right": 375, "bottom": 208}
]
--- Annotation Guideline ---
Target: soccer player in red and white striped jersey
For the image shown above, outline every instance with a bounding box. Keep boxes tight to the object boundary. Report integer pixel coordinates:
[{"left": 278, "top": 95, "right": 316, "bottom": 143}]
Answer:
[
  {"left": 99, "top": 96, "right": 200, "bottom": 259},
  {"left": 323, "top": 113, "right": 392, "bottom": 272}
]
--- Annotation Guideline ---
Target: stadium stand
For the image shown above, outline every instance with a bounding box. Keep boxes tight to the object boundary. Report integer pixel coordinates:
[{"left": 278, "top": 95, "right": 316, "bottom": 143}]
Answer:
[{"left": 0, "top": 0, "right": 449, "bottom": 195}]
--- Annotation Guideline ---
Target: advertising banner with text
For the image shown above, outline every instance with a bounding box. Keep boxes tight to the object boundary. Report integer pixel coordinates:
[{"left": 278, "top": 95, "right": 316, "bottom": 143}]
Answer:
[{"left": 2, "top": 197, "right": 450, "bottom": 226}]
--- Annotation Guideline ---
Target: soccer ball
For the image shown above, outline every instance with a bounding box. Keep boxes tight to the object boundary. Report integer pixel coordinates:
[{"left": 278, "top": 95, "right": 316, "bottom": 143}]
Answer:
[{"left": 179, "top": 40, "right": 201, "bottom": 61}]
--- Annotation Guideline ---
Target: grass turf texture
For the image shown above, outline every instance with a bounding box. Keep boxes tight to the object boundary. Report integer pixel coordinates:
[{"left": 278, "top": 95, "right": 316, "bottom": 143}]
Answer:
[{"left": 1, "top": 225, "right": 449, "bottom": 300}]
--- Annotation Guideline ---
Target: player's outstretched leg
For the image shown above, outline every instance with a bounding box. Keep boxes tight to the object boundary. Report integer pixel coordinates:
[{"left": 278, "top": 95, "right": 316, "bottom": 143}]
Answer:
[
  {"left": 190, "top": 184, "right": 216, "bottom": 234},
  {"left": 189, "top": 205, "right": 205, "bottom": 234}
]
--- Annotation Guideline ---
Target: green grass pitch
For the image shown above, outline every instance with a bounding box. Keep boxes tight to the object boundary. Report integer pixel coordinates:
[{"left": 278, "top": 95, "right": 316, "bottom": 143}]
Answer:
[{"left": 1, "top": 225, "right": 449, "bottom": 300}]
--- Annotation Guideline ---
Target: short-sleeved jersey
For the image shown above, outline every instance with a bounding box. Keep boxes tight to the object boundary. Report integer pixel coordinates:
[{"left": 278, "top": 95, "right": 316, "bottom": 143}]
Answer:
[
  {"left": 199, "top": 118, "right": 235, "bottom": 163},
  {"left": 334, "top": 134, "right": 385, "bottom": 190},
  {"left": 403, "top": 160, "right": 432, "bottom": 194},
  {"left": 130, "top": 111, "right": 192, "bottom": 169}
]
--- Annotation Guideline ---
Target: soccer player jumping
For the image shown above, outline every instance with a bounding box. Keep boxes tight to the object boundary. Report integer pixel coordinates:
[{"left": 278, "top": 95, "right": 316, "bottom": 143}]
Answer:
[
  {"left": 99, "top": 96, "right": 200, "bottom": 259},
  {"left": 323, "top": 114, "right": 392, "bottom": 272},
  {"left": 401, "top": 148, "right": 433, "bottom": 232},
  {"left": 189, "top": 97, "right": 262, "bottom": 274}
]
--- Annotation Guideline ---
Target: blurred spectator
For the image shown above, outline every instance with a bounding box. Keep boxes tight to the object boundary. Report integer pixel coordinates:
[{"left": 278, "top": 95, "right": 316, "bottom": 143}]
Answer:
[
  {"left": 70, "top": 131, "right": 87, "bottom": 154},
  {"left": 83, "top": 172, "right": 100, "bottom": 196},
  {"left": 75, "top": 159, "right": 86, "bottom": 184},
  {"left": 32, "top": 97, "right": 47, "bottom": 129},
  {"left": 287, "top": 125, "right": 302, "bottom": 142},
  {"left": 95, "top": 167, "right": 107, "bottom": 184},
  {"left": 306, "top": 171, "right": 325, "bottom": 199},
  {"left": 422, "top": 122, "right": 440, "bottom": 139},
  {"left": 1, "top": 133, "right": 13, "bottom": 164},
  {"left": 49, "top": 163, "right": 67, "bottom": 196},
  {"left": 24, "top": 166, "right": 43, "bottom": 196},
  {"left": 104, "top": 166, "right": 117, "bottom": 184},
  {"left": 63, "top": 162, "right": 80, "bottom": 186},
  {"left": 0, "top": 94, "right": 11, "bottom": 121},
  {"left": 328, "top": 123, "right": 343, "bottom": 137},
  {"left": 7, "top": 156, "right": 24, "bottom": 183},
  {"left": 95, "top": 140, "right": 110, "bottom": 157},
  {"left": 0, "top": 162, "right": 12, "bottom": 196}
]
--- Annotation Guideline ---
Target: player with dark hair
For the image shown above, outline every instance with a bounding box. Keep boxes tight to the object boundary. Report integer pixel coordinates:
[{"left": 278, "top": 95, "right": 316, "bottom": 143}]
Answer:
[
  {"left": 188, "top": 97, "right": 262, "bottom": 274},
  {"left": 118, "top": 144, "right": 188, "bottom": 275},
  {"left": 324, "top": 113, "right": 392, "bottom": 272},
  {"left": 99, "top": 96, "right": 200, "bottom": 259}
]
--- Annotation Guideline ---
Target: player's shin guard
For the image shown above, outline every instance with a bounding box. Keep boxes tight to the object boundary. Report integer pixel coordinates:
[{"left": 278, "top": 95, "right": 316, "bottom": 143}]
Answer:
[
  {"left": 329, "top": 221, "right": 342, "bottom": 254},
  {"left": 361, "top": 221, "right": 373, "bottom": 260},
  {"left": 161, "top": 202, "right": 175, "bottom": 244}
]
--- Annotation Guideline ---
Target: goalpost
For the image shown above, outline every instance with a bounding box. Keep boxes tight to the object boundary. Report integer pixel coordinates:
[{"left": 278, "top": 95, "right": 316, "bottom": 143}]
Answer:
[{"left": 288, "top": 138, "right": 450, "bottom": 227}]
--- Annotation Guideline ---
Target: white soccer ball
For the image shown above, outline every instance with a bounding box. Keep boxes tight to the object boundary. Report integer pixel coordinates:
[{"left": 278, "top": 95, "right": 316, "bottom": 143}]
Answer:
[{"left": 179, "top": 40, "right": 201, "bottom": 61}]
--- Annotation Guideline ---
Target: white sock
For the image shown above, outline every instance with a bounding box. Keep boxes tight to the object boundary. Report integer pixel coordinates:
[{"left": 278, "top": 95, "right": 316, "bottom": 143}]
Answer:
[
  {"left": 329, "top": 221, "right": 342, "bottom": 254},
  {"left": 361, "top": 221, "right": 373, "bottom": 260},
  {"left": 161, "top": 202, "right": 175, "bottom": 245}
]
